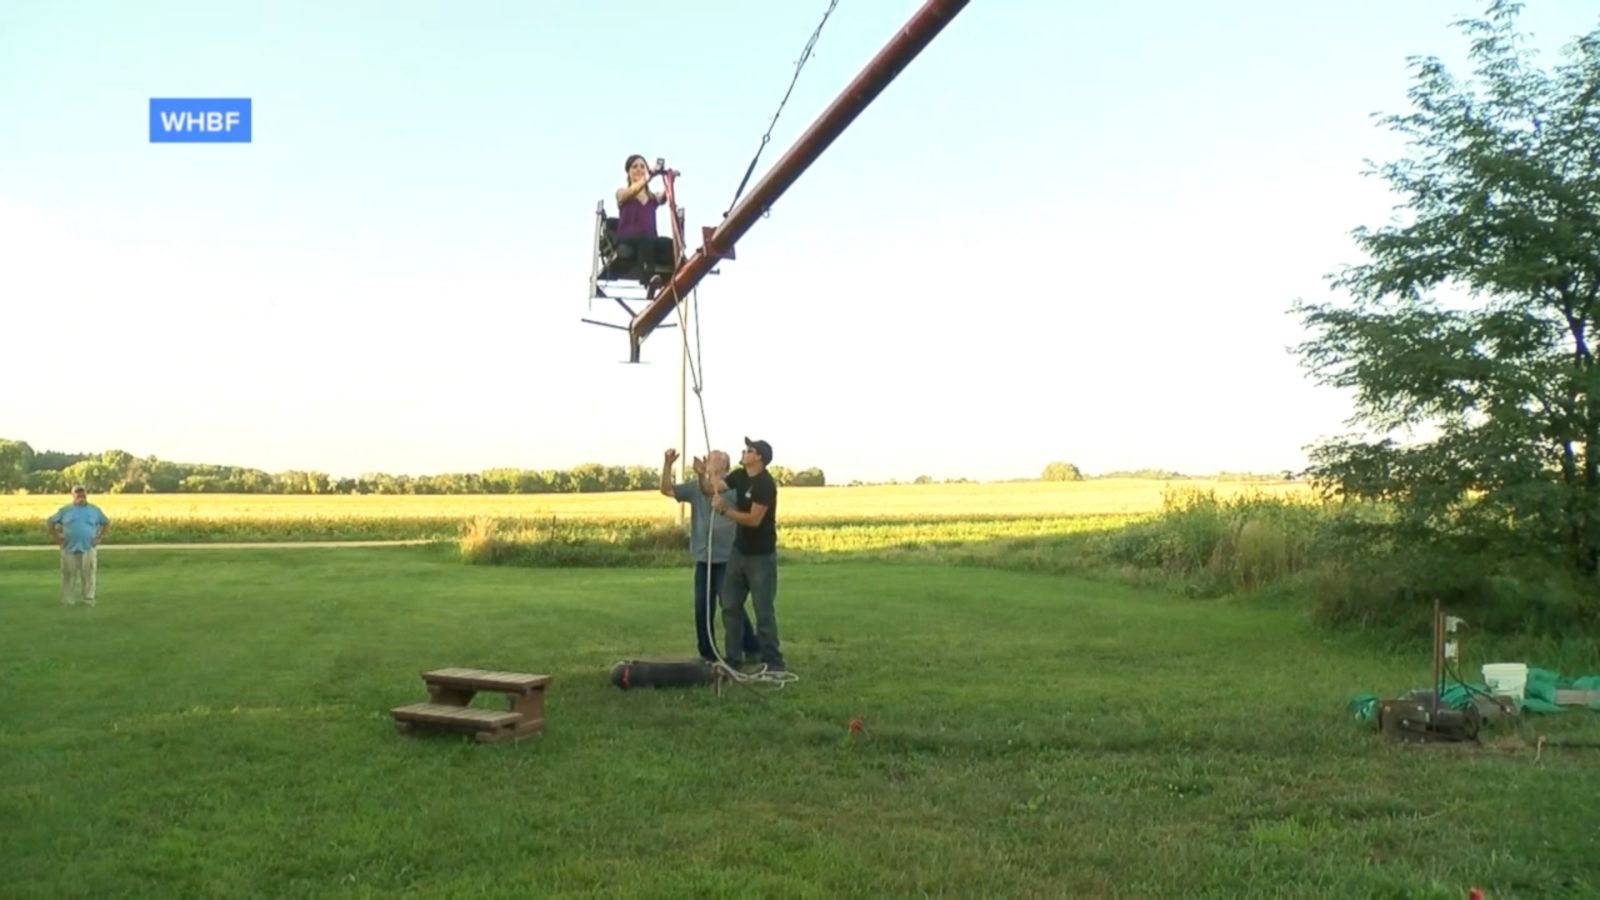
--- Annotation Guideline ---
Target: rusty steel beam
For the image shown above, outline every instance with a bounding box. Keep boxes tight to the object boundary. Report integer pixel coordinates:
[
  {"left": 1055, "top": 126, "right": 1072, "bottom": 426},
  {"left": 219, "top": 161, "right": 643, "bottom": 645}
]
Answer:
[{"left": 627, "top": 0, "right": 970, "bottom": 362}]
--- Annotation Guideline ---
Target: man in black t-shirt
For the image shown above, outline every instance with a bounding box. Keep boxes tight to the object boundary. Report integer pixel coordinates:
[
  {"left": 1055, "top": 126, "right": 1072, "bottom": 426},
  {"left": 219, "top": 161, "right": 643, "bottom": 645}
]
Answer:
[{"left": 712, "top": 436, "right": 786, "bottom": 672}]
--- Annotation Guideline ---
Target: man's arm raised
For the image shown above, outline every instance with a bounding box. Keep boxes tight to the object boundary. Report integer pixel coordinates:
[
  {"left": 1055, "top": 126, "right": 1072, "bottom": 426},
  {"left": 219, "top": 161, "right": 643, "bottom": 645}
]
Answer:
[{"left": 659, "top": 448, "right": 679, "bottom": 498}]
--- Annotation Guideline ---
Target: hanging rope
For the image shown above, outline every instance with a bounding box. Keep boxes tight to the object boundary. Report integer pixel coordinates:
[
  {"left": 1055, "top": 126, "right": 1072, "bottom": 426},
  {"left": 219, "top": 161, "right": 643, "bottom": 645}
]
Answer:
[
  {"left": 672, "top": 286, "right": 798, "bottom": 689},
  {"left": 722, "top": 0, "right": 842, "bottom": 217}
]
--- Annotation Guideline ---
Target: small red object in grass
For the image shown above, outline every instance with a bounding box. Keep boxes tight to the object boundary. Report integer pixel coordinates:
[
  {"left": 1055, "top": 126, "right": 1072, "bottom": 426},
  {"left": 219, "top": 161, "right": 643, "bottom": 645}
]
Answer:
[
  {"left": 1468, "top": 890, "right": 1483, "bottom": 900},
  {"left": 849, "top": 718, "right": 864, "bottom": 735}
]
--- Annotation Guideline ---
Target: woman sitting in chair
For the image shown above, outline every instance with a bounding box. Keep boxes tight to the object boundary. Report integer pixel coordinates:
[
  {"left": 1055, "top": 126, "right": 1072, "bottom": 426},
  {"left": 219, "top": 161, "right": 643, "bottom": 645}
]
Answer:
[{"left": 615, "top": 154, "right": 679, "bottom": 286}]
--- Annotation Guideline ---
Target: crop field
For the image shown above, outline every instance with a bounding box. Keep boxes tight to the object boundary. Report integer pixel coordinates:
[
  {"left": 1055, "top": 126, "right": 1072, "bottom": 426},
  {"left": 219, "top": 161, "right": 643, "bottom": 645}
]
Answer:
[{"left": 0, "top": 479, "right": 1310, "bottom": 546}]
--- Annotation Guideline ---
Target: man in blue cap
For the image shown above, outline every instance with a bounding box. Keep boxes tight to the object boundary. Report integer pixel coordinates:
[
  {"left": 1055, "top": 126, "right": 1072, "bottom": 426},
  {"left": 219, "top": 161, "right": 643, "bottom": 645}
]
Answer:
[
  {"left": 45, "top": 485, "right": 110, "bottom": 607},
  {"left": 712, "top": 437, "right": 786, "bottom": 672}
]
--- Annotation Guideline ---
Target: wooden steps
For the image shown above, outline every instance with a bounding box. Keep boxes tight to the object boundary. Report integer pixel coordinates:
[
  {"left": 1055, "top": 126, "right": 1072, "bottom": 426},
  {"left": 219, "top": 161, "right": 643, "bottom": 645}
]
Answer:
[
  {"left": 391, "top": 667, "right": 551, "bottom": 744},
  {"left": 391, "top": 703, "right": 530, "bottom": 742},
  {"left": 421, "top": 668, "right": 552, "bottom": 693}
]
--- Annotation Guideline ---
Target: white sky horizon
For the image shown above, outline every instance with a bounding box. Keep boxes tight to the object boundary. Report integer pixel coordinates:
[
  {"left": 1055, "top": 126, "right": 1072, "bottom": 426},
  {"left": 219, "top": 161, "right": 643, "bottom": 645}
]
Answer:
[{"left": 4, "top": 1, "right": 1594, "bottom": 485}]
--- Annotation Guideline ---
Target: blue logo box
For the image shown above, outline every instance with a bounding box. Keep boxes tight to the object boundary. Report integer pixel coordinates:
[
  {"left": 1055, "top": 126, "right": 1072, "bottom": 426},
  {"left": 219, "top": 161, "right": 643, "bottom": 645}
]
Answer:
[{"left": 149, "top": 98, "right": 252, "bottom": 143}]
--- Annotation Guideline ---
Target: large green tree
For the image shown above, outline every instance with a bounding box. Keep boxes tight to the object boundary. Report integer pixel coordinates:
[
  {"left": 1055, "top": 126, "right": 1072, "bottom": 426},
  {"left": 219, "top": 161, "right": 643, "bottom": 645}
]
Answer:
[
  {"left": 0, "top": 439, "right": 34, "bottom": 492},
  {"left": 1040, "top": 461, "right": 1084, "bottom": 482},
  {"left": 1294, "top": 2, "right": 1600, "bottom": 573}
]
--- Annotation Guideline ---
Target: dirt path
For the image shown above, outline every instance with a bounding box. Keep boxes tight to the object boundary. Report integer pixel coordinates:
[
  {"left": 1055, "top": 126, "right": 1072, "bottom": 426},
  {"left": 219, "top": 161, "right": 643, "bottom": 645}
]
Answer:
[{"left": 0, "top": 540, "right": 438, "bottom": 552}]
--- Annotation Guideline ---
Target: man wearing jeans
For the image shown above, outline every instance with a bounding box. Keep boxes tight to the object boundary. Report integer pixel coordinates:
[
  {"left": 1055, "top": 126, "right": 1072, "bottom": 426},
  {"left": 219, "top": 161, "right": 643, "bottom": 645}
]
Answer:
[
  {"left": 713, "top": 437, "right": 786, "bottom": 673},
  {"left": 45, "top": 485, "right": 110, "bottom": 607},
  {"left": 659, "top": 447, "right": 759, "bottom": 663}
]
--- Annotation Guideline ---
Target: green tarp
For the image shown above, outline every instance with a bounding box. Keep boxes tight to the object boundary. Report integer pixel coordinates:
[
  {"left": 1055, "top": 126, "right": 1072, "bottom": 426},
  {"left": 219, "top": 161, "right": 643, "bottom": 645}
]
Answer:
[
  {"left": 1350, "top": 667, "right": 1600, "bottom": 723},
  {"left": 1523, "top": 667, "right": 1600, "bottom": 712}
]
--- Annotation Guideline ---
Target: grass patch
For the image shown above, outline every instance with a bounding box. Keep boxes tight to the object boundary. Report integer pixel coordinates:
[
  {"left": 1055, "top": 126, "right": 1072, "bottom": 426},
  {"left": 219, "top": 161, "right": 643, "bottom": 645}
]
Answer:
[
  {"left": 1, "top": 548, "right": 1598, "bottom": 896},
  {"left": 456, "top": 514, "right": 1137, "bottom": 568}
]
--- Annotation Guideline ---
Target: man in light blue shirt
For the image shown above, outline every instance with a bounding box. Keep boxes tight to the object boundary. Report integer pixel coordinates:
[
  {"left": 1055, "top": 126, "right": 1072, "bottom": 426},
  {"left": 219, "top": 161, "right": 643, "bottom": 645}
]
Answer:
[
  {"left": 45, "top": 485, "right": 110, "bottom": 607},
  {"left": 661, "top": 448, "right": 759, "bottom": 662}
]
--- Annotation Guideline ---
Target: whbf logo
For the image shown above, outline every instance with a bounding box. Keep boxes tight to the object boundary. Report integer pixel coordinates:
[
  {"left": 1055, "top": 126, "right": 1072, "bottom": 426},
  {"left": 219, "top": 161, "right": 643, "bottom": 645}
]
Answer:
[{"left": 149, "top": 98, "right": 252, "bottom": 143}]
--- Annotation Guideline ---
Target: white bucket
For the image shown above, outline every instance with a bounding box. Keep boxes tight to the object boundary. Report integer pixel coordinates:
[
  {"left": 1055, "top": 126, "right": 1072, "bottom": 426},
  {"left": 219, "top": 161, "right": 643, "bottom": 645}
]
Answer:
[{"left": 1482, "top": 663, "right": 1529, "bottom": 701}]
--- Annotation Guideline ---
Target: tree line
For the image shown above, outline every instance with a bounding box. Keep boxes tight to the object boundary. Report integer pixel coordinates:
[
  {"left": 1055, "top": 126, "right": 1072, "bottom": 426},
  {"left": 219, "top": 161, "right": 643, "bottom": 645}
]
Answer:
[
  {"left": 0, "top": 440, "right": 827, "bottom": 495},
  {"left": 0, "top": 439, "right": 1299, "bottom": 496}
]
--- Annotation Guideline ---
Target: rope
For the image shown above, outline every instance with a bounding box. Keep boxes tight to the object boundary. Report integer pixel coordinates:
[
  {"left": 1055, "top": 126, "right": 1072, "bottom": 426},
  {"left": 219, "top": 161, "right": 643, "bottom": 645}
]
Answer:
[
  {"left": 722, "top": 0, "right": 842, "bottom": 218},
  {"left": 673, "top": 286, "right": 798, "bottom": 689}
]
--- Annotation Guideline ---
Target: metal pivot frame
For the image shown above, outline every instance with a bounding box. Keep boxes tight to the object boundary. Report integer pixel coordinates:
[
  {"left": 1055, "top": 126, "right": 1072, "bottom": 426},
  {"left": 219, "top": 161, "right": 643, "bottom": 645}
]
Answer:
[
  {"left": 585, "top": 171, "right": 687, "bottom": 349},
  {"left": 583, "top": 201, "right": 678, "bottom": 341},
  {"left": 624, "top": 0, "right": 970, "bottom": 363},
  {"left": 587, "top": 201, "right": 605, "bottom": 312}
]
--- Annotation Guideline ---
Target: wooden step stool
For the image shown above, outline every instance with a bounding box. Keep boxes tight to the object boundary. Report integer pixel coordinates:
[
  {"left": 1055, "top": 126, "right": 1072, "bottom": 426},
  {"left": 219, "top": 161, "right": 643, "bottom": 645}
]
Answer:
[{"left": 391, "top": 668, "right": 551, "bottom": 743}]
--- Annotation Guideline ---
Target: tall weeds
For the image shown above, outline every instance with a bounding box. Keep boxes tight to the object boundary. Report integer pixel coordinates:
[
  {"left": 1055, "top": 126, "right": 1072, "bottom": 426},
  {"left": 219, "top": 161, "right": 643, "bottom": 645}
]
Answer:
[
  {"left": 1091, "top": 487, "right": 1332, "bottom": 596},
  {"left": 1089, "top": 488, "right": 1598, "bottom": 635},
  {"left": 457, "top": 516, "right": 686, "bottom": 567},
  {"left": 454, "top": 491, "right": 1600, "bottom": 636}
]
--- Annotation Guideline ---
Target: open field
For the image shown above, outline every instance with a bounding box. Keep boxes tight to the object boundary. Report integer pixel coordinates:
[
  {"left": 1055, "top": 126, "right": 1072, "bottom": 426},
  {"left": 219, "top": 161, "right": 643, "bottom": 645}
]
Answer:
[
  {"left": 0, "top": 479, "right": 1310, "bottom": 522},
  {"left": 2, "top": 546, "right": 1597, "bottom": 897},
  {"left": 0, "top": 479, "right": 1311, "bottom": 545}
]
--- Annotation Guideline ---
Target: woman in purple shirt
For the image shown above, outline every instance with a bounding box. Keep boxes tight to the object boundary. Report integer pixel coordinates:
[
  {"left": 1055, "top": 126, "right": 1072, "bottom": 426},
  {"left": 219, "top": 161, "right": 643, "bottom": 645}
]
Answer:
[{"left": 615, "top": 154, "right": 678, "bottom": 285}]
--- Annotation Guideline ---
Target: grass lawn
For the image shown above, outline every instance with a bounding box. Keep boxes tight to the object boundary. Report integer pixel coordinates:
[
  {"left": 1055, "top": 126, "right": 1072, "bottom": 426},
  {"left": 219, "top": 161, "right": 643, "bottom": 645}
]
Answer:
[{"left": 2, "top": 546, "right": 1598, "bottom": 897}]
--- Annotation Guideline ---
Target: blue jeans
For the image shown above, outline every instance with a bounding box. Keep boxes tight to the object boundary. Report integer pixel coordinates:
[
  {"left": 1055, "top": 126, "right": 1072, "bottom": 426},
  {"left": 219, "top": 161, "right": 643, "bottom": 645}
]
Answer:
[
  {"left": 719, "top": 550, "right": 783, "bottom": 669},
  {"left": 696, "top": 561, "right": 757, "bottom": 661}
]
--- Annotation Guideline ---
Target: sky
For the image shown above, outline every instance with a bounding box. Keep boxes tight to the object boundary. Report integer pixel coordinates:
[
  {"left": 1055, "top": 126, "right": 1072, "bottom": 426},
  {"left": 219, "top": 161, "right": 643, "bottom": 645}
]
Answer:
[{"left": 3, "top": 1, "right": 1598, "bottom": 485}]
